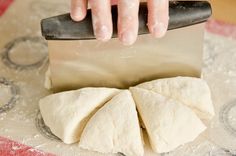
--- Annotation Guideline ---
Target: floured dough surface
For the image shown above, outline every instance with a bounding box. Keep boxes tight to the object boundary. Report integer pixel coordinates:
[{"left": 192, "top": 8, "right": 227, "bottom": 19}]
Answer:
[
  {"left": 44, "top": 68, "right": 52, "bottom": 90},
  {"left": 130, "top": 87, "right": 206, "bottom": 153},
  {"left": 39, "top": 87, "right": 119, "bottom": 144},
  {"left": 39, "top": 76, "right": 214, "bottom": 155},
  {"left": 79, "top": 90, "right": 144, "bottom": 156},
  {"left": 136, "top": 76, "right": 214, "bottom": 119}
]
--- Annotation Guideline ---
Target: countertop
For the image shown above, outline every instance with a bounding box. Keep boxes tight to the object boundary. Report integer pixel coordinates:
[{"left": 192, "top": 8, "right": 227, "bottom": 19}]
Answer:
[{"left": 0, "top": 0, "right": 236, "bottom": 155}]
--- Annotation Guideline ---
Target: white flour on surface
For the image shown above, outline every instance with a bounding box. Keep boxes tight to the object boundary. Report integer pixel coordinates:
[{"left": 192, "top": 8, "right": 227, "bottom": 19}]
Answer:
[
  {"left": 202, "top": 32, "right": 236, "bottom": 151},
  {"left": 0, "top": 84, "right": 12, "bottom": 107},
  {"left": 0, "top": 0, "right": 236, "bottom": 155}
]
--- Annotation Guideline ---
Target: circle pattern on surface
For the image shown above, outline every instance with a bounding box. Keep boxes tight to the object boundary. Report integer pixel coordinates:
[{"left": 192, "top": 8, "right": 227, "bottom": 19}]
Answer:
[
  {"left": 0, "top": 78, "right": 19, "bottom": 114},
  {"left": 35, "top": 111, "right": 61, "bottom": 141},
  {"left": 1, "top": 36, "right": 48, "bottom": 70},
  {"left": 220, "top": 100, "right": 236, "bottom": 137}
]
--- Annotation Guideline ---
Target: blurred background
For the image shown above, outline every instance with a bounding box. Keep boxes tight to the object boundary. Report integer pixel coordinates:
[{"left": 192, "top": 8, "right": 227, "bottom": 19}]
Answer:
[
  {"left": 0, "top": 0, "right": 236, "bottom": 156},
  {"left": 211, "top": 0, "right": 236, "bottom": 24}
]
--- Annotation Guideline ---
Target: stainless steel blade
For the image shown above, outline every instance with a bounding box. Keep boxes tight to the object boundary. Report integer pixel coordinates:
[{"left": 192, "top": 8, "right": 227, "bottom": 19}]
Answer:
[{"left": 47, "top": 23, "right": 205, "bottom": 91}]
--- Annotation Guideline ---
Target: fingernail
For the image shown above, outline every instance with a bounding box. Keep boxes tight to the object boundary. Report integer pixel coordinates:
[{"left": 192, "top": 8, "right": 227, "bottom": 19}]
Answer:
[
  {"left": 121, "top": 32, "right": 136, "bottom": 46},
  {"left": 95, "top": 25, "right": 111, "bottom": 41},
  {"left": 151, "top": 22, "right": 167, "bottom": 38},
  {"left": 71, "top": 7, "right": 84, "bottom": 21}
]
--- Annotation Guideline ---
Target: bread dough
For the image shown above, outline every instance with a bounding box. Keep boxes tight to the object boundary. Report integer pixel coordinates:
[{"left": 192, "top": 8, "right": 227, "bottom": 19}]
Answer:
[
  {"left": 39, "top": 87, "right": 119, "bottom": 144},
  {"left": 136, "top": 76, "right": 215, "bottom": 119},
  {"left": 44, "top": 68, "right": 52, "bottom": 90},
  {"left": 39, "top": 76, "right": 213, "bottom": 154},
  {"left": 130, "top": 87, "right": 206, "bottom": 153},
  {"left": 79, "top": 90, "right": 144, "bottom": 156}
]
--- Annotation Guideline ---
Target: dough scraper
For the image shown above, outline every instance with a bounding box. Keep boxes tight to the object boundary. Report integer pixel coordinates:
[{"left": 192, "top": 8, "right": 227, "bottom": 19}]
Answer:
[{"left": 41, "top": 1, "right": 212, "bottom": 91}]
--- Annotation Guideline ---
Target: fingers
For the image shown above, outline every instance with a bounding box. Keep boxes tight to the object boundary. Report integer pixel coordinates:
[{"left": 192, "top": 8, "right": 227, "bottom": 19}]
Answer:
[
  {"left": 71, "top": 0, "right": 168, "bottom": 44},
  {"left": 90, "top": 0, "right": 113, "bottom": 41},
  {"left": 111, "top": 0, "right": 118, "bottom": 5},
  {"left": 147, "top": 0, "right": 169, "bottom": 38},
  {"left": 70, "top": 0, "right": 87, "bottom": 21},
  {"left": 118, "top": 0, "right": 140, "bottom": 45}
]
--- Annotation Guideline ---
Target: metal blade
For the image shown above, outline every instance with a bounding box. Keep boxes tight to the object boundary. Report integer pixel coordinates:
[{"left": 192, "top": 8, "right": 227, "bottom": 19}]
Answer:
[{"left": 48, "top": 23, "right": 205, "bottom": 91}]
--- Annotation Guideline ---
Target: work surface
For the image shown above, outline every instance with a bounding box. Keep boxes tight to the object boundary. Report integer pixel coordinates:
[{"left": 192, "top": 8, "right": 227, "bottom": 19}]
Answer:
[{"left": 0, "top": 0, "right": 236, "bottom": 155}]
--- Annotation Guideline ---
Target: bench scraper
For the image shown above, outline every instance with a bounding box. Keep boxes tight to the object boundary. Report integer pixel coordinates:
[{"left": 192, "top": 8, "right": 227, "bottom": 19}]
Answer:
[{"left": 41, "top": 1, "right": 212, "bottom": 91}]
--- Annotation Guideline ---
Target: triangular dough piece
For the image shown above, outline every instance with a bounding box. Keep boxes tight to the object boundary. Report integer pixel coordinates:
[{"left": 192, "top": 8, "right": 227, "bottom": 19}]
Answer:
[
  {"left": 136, "top": 77, "right": 214, "bottom": 119},
  {"left": 79, "top": 90, "right": 144, "bottom": 156},
  {"left": 39, "top": 87, "right": 119, "bottom": 144},
  {"left": 130, "top": 87, "right": 206, "bottom": 153}
]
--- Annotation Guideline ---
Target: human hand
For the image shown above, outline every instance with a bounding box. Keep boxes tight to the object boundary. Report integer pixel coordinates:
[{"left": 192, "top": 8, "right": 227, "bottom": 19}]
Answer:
[{"left": 70, "top": 0, "right": 169, "bottom": 45}]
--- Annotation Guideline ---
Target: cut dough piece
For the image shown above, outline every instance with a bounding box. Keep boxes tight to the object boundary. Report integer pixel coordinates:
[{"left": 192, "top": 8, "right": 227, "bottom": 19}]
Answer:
[
  {"left": 39, "top": 87, "right": 119, "bottom": 144},
  {"left": 130, "top": 87, "right": 206, "bottom": 153},
  {"left": 136, "top": 77, "right": 214, "bottom": 119},
  {"left": 44, "top": 68, "right": 52, "bottom": 90},
  {"left": 79, "top": 90, "right": 144, "bottom": 156}
]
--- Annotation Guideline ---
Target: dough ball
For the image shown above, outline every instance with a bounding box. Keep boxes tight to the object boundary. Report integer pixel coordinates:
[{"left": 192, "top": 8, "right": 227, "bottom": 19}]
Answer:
[
  {"left": 130, "top": 87, "right": 206, "bottom": 153},
  {"left": 39, "top": 87, "right": 119, "bottom": 144},
  {"left": 136, "top": 76, "right": 214, "bottom": 119},
  {"left": 79, "top": 90, "right": 144, "bottom": 156}
]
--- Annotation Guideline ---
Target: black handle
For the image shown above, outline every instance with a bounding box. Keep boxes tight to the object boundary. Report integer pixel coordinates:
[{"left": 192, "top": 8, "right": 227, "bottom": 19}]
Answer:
[{"left": 41, "top": 1, "right": 212, "bottom": 40}]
